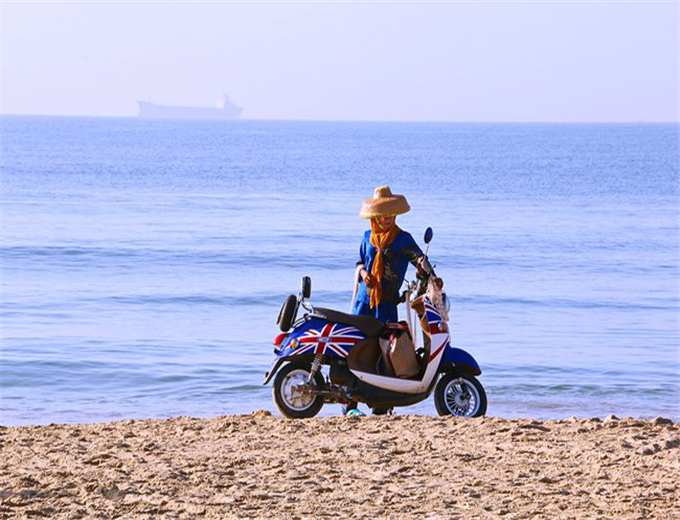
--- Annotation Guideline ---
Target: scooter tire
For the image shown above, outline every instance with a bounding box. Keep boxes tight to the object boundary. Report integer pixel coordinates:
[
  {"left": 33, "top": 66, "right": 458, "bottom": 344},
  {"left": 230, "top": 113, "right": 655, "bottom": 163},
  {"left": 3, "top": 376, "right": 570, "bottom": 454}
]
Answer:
[
  {"left": 434, "top": 371, "right": 487, "bottom": 418},
  {"left": 273, "top": 362, "right": 325, "bottom": 419}
]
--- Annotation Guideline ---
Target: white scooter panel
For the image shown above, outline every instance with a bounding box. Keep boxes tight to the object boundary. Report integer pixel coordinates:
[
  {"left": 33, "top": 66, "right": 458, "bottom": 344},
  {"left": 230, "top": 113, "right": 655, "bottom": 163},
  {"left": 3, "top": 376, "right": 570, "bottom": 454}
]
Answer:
[{"left": 351, "top": 297, "right": 449, "bottom": 395}]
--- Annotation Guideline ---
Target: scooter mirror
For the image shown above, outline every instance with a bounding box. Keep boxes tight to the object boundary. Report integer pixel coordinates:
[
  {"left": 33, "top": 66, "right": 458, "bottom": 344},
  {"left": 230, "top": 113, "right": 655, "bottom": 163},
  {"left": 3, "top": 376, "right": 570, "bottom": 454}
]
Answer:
[
  {"left": 301, "top": 276, "right": 312, "bottom": 299},
  {"left": 424, "top": 227, "right": 434, "bottom": 244}
]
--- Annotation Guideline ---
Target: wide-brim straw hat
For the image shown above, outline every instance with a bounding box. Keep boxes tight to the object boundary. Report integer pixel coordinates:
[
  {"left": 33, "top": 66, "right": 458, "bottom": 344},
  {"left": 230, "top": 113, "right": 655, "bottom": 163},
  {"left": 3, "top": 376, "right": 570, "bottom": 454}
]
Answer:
[{"left": 359, "top": 185, "right": 410, "bottom": 219}]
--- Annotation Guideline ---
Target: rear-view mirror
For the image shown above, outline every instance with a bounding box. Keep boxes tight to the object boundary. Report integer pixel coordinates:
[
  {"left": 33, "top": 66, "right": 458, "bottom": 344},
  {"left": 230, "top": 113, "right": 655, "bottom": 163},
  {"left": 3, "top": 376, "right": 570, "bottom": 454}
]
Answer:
[
  {"left": 301, "top": 276, "right": 312, "bottom": 299},
  {"left": 424, "top": 227, "right": 434, "bottom": 244}
]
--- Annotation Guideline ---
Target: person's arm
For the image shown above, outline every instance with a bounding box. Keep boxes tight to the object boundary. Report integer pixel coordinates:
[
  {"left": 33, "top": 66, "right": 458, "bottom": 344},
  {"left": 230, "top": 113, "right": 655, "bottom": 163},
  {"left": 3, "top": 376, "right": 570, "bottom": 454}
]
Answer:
[
  {"left": 358, "top": 265, "right": 377, "bottom": 287},
  {"left": 351, "top": 264, "right": 364, "bottom": 311},
  {"left": 402, "top": 235, "right": 431, "bottom": 278},
  {"left": 356, "top": 234, "right": 366, "bottom": 268},
  {"left": 356, "top": 235, "right": 377, "bottom": 287},
  {"left": 415, "top": 255, "right": 433, "bottom": 278}
]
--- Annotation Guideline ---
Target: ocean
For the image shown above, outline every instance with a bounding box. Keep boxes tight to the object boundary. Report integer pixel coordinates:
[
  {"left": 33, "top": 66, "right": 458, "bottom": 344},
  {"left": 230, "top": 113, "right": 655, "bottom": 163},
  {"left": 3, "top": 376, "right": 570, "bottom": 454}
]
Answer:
[{"left": 1, "top": 116, "right": 678, "bottom": 425}]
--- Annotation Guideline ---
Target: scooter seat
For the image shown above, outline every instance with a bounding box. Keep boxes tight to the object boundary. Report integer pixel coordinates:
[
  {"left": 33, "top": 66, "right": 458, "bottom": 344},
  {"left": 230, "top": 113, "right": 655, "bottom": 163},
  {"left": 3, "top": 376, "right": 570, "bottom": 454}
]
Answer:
[{"left": 314, "top": 307, "right": 384, "bottom": 338}]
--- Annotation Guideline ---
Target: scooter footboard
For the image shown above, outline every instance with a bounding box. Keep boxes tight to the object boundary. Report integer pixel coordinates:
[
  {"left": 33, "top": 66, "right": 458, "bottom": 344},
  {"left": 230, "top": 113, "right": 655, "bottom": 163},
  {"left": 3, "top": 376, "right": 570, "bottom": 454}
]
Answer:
[
  {"left": 439, "top": 347, "right": 482, "bottom": 376},
  {"left": 354, "top": 379, "right": 432, "bottom": 408}
]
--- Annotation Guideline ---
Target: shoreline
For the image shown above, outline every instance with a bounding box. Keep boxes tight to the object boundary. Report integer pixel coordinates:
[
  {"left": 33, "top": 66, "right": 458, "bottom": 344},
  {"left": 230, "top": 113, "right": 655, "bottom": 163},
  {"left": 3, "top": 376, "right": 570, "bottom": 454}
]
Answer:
[{"left": 1, "top": 413, "right": 678, "bottom": 519}]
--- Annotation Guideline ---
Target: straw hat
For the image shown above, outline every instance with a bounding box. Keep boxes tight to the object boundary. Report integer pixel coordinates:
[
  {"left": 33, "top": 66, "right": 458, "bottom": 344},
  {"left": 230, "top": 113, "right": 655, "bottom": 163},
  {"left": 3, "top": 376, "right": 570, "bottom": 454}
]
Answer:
[{"left": 359, "top": 185, "right": 410, "bottom": 219}]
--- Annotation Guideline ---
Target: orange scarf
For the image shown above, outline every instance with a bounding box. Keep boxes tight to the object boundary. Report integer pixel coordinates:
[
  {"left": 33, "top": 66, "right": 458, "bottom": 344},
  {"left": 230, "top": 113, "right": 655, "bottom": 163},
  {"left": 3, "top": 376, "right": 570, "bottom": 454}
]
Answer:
[{"left": 369, "top": 220, "right": 401, "bottom": 309}]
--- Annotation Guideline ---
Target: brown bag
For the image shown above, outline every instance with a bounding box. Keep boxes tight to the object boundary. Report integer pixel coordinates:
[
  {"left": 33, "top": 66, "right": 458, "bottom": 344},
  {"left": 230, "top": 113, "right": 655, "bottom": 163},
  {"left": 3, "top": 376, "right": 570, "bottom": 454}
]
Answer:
[{"left": 379, "top": 329, "right": 420, "bottom": 379}]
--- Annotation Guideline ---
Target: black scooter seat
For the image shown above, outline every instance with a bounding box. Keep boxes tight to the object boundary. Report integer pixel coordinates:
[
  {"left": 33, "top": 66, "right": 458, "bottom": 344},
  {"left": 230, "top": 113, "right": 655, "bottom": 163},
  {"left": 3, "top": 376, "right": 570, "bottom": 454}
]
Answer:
[{"left": 313, "top": 307, "right": 384, "bottom": 338}]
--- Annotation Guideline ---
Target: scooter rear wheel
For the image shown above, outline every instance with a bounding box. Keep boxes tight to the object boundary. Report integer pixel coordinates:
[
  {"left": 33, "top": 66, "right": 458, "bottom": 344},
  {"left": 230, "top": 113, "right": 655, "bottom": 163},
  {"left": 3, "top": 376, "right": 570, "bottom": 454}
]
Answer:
[
  {"left": 273, "top": 362, "right": 324, "bottom": 419},
  {"left": 434, "top": 371, "right": 487, "bottom": 418}
]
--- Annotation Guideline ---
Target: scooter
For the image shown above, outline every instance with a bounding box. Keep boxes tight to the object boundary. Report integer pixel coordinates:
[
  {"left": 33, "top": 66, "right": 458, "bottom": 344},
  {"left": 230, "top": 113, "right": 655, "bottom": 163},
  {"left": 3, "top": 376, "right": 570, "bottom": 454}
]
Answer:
[{"left": 263, "top": 228, "right": 487, "bottom": 419}]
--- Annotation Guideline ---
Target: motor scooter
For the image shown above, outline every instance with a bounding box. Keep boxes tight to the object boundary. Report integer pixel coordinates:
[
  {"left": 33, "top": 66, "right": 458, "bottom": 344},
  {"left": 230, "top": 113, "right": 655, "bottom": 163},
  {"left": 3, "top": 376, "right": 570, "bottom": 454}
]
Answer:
[{"left": 263, "top": 228, "right": 487, "bottom": 418}]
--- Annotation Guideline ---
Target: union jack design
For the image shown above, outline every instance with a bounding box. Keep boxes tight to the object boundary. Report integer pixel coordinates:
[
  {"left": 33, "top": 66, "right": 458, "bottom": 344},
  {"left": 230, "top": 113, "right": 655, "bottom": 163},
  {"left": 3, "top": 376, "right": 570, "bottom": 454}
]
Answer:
[
  {"left": 424, "top": 299, "right": 449, "bottom": 361},
  {"left": 292, "top": 323, "right": 364, "bottom": 358},
  {"left": 424, "top": 299, "right": 442, "bottom": 322}
]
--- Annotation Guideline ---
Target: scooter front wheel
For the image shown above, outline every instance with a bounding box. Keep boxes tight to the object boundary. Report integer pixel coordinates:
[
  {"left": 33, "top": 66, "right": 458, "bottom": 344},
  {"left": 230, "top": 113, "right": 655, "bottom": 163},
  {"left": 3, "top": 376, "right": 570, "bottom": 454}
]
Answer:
[
  {"left": 434, "top": 371, "right": 487, "bottom": 418},
  {"left": 273, "top": 362, "right": 324, "bottom": 419}
]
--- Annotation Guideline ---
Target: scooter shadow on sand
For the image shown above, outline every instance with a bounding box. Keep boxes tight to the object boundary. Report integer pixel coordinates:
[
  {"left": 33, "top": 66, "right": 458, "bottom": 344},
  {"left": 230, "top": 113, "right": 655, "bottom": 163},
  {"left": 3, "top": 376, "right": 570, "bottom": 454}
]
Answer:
[{"left": 263, "top": 228, "right": 487, "bottom": 419}]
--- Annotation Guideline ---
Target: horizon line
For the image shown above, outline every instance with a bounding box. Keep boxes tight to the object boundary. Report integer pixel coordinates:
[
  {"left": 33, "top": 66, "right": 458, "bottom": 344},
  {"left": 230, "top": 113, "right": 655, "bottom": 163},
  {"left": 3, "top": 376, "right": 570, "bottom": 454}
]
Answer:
[{"left": 1, "top": 112, "right": 678, "bottom": 125}]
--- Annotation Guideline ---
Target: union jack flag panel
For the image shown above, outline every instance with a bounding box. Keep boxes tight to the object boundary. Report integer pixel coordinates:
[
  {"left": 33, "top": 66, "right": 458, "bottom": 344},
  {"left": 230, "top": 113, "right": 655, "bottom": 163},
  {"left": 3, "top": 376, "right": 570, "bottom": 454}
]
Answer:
[
  {"left": 292, "top": 321, "right": 365, "bottom": 358},
  {"left": 424, "top": 299, "right": 448, "bottom": 335},
  {"left": 424, "top": 298, "right": 442, "bottom": 322}
]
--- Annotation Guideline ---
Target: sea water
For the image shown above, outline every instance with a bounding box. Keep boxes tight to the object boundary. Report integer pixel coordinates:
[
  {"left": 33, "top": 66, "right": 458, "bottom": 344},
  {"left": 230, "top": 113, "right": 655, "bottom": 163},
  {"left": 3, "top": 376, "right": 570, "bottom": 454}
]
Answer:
[{"left": 1, "top": 116, "right": 678, "bottom": 425}]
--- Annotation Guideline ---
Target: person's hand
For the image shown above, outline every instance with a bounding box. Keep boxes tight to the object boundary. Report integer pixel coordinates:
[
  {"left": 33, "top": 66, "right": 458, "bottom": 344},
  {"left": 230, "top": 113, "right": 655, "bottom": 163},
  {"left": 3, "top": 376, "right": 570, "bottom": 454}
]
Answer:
[
  {"left": 361, "top": 269, "right": 377, "bottom": 288},
  {"left": 416, "top": 264, "right": 428, "bottom": 279}
]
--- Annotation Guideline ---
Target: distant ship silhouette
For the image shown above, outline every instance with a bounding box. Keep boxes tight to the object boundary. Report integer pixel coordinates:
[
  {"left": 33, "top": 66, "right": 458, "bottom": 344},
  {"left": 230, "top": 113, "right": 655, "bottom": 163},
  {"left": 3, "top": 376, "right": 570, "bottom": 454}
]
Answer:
[{"left": 137, "top": 95, "right": 243, "bottom": 120}]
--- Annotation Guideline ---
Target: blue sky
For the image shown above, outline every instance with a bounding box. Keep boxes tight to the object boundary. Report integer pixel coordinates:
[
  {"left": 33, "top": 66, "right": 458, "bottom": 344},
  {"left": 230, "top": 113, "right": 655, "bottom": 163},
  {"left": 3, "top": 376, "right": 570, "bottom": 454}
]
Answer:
[{"left": 1, "top": 2, "right": 678, "bottom": 122}]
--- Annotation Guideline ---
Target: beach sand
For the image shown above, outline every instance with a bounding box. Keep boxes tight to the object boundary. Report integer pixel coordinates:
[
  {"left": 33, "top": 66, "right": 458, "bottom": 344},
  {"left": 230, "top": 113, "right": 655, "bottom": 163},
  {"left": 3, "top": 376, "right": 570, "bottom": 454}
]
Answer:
[{"left": 1, "top": 413, "right": 678, "bottom": 520}]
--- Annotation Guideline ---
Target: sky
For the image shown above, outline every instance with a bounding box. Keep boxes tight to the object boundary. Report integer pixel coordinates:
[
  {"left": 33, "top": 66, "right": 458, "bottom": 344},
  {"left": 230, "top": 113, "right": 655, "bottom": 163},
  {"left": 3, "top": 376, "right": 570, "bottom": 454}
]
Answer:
[{"left": 1, "top": 1, "right": 678, "bottom": 122}]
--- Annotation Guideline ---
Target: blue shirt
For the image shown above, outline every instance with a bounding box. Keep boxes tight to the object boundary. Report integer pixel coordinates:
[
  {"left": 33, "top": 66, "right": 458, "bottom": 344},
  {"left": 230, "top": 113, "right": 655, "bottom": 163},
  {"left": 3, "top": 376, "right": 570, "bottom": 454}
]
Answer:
[{"left": 352, "top": 229, "right": 423, "bottom": 321}]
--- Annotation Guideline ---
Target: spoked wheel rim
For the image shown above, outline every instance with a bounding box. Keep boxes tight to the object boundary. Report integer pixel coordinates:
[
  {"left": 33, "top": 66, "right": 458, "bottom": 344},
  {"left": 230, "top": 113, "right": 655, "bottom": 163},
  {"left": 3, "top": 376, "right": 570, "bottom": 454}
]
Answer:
[
  {"left": 443, "top": 378, "right": 481, "bottom": 417},
  {"left": 280, "top": 369, "right": 315, "bottom": 411}
]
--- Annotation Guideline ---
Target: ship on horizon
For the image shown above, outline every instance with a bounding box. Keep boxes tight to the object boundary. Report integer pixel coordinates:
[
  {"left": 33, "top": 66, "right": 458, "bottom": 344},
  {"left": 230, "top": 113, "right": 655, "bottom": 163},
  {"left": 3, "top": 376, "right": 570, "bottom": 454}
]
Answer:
[{"left": 137, "top": 95, "right": 243, "bottom": 120}]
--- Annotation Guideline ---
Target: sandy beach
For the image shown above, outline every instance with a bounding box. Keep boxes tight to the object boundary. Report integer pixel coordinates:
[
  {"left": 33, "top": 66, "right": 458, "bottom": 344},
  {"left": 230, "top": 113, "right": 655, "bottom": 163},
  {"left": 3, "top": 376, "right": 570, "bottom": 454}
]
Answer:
[{"left": 1, "top": 413, "right": 678, "bottom": 520}]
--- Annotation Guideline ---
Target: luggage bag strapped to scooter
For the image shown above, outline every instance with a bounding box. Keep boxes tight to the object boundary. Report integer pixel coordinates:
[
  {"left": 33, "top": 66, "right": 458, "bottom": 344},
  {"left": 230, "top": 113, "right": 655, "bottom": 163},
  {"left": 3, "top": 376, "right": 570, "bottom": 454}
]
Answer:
[{"left": 379, "top": 323, "right": 420, "bottom": 378}]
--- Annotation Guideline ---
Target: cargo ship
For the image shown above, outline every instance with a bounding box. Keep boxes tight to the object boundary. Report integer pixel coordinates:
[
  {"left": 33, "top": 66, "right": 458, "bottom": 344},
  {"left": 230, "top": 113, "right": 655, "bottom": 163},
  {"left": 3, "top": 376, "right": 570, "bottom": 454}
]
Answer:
[{"left": 137, "top": 95, "right": 243, "bottom": 120}]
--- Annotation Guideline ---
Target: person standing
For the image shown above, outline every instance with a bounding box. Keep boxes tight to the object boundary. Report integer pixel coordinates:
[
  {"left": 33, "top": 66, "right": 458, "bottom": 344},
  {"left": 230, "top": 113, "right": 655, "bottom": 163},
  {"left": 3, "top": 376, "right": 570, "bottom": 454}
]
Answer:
[{"left": 344, "top": 186, "right": 427, "bottom": 417}]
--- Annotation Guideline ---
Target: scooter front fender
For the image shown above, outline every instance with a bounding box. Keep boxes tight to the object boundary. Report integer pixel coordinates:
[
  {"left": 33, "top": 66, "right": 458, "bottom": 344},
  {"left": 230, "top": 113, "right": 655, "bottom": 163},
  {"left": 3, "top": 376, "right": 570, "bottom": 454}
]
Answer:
[
  {"left": 438, "top": 346, "right": 482, "bottom": 376},
  {"left": 263, "top": 358, "right": 286, "bottom": 385},
  {"left": 262, "top": 353, "right": 316, "bottom": 385}
]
